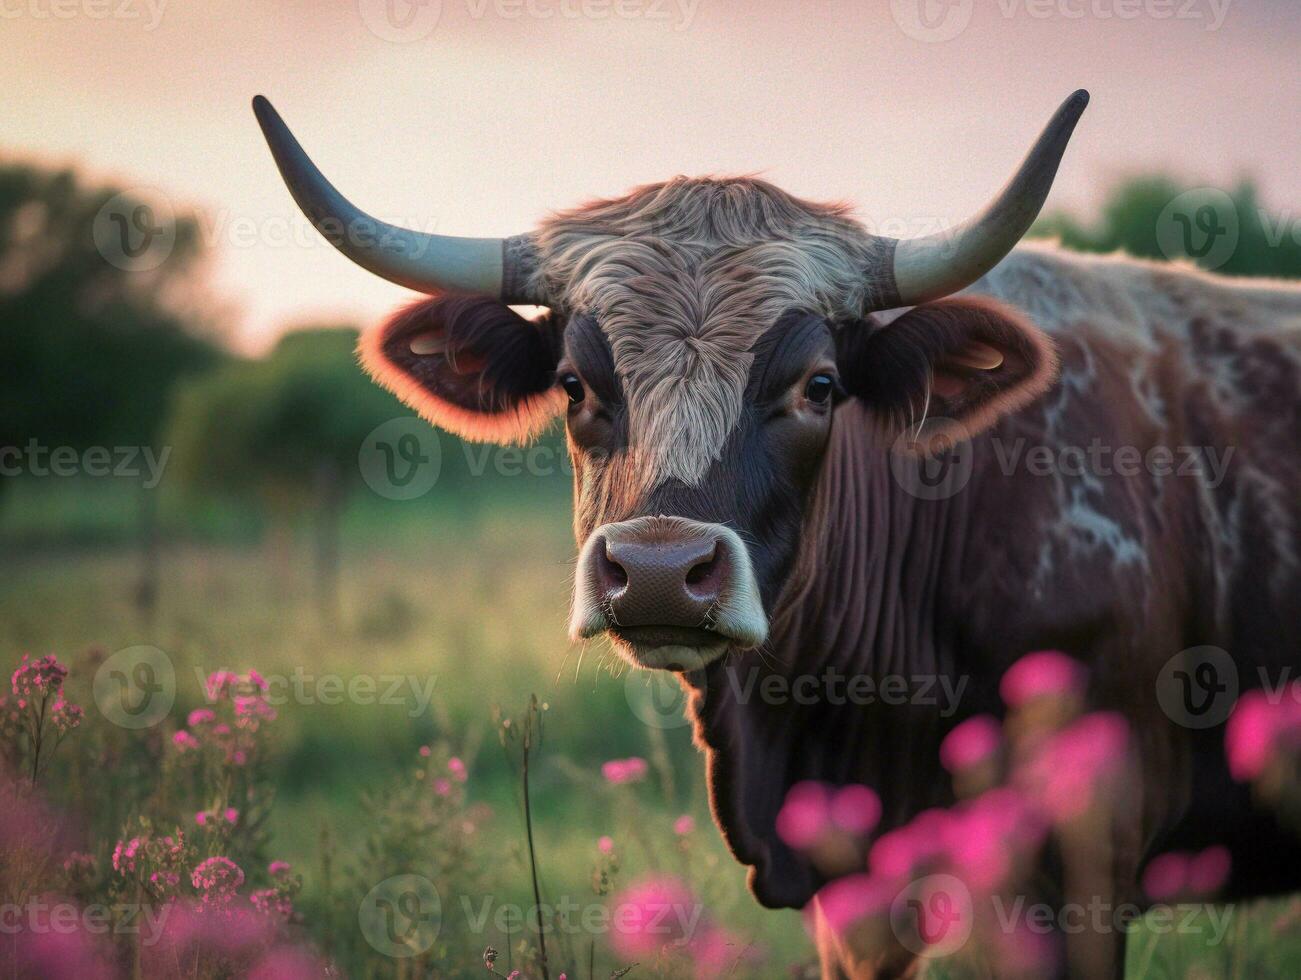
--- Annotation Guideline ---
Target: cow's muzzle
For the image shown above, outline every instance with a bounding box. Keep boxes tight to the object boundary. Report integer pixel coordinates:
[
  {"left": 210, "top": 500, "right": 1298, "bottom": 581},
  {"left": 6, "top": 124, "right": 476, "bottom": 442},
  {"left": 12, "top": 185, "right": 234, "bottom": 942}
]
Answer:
[{"left": 569, "top": 516, "right": 768, "bottom": 671}]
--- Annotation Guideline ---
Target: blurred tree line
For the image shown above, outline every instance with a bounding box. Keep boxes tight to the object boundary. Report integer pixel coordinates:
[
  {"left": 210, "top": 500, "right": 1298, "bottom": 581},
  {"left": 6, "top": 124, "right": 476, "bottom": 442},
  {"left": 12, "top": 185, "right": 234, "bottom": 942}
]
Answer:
[
  {"left": 0, "top": 159, "right": 1294, "bottom": 618},
  {"left": 1031, "top": 176, "right": 1301, "bottom": 278}
]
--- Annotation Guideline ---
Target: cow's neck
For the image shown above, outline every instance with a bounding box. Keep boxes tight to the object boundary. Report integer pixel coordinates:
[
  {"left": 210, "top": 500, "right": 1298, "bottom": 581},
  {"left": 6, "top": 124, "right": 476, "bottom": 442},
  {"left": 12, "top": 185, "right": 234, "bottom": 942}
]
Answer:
[{"left": 689, "top": 401, "right": 979, "bottom": 908}]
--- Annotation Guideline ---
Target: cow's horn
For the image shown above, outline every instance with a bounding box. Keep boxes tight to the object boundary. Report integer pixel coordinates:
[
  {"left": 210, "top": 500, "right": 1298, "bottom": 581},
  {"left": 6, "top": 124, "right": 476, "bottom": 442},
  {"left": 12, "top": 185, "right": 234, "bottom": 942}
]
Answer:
[
  {"left": 881, "top": 90, "right": 1089, "bottom": 309},
  {"left": 252, "top": 96, "right": 542, "bottom": 304}
]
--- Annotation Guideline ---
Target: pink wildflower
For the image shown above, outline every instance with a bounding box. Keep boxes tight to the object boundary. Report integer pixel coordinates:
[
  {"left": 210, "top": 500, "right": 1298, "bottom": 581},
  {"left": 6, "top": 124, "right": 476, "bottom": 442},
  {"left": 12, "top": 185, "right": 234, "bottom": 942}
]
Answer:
[
  {"left": 1000, "top": 651, "right": 1087, "bottom": 708},
  {"left": 251, "top": 888, "right": 293, "bottom": 921},
  {"left": 608, "top": 876, "right": 696, "bottom": 959},
  {"left": 150, "top": 870, "right": 181, "bottom": 893},
  {"left": 448, "top": 756, "right": 467, "bottom": 781},
  {"left": 775, "top": 781, "right": 830, "bottom": 849},
  {"left": 940, "top": 715, "right": 1002, "bottom": 773},
  {"left": 224, "top": 808, "right": 239, "bottom": 825},
  {"left": 195, "top": 812, "right": 208, "bottom": 826},
  {"left": 191, "top": 856, "right": 244, "bottom": 904},
  {"left": 1017, "top": 712, "right": 1129, "bottom": 821},
  {"left": 829, "top": 784, "right": 882, "bottom": 836},
  {"left": 205, "top": 670, "right": 236, "bottom": 701},
  {"left": 1225, "top": 687, "right": 1301, "bottom": 782},
  {"left": 187, "top": 708, "right": 215, "bottom": 727},
  {"left": 172, "top": 730, "right": 200, "bottom": 752},
  {"left": 1188, "top": 845, "right": 1232, "bottom": 894},
  {"left": 1144, "top": 846, "right": 1231, "bottom": 900},
  {"left": 433, "top": 778, "right": 451, "bottom": 796},
  {"left": 247, "top": 947, "right": 324, "bottom": 979},
  {"left": 268, "top": 861, "right": 291, "bottom": 877},
  {"left": 112, "top": 837, "right": 143, "bottom": 874},
  {"left": 63, "top": 852, "right": 95, "bottom": 876},
  {"left": 598, "top": 835, "right": 614, "bottom": 855},
  {"left": 11, "top": 653, "right": 68, "bottom": 699},
  {"left": 601, "top": 757, "right": 649, "bottom": 784},
  {"left": 49, "top": 697, "right": 82, "bottom": 733},
  {"left": 813, "top": 873, "right": 893, "bottom": 937},
  {"left": 869, "top": 809, "right": 952, "bottom": 878},
  {"left": 417, "top": 745, "right": 431, "bottom": 758},
  {"left": 673, "top": 814, "right": 695, "bottom": 836},
  {"left": 942, "top": 788, "right": 1045, "bottom": 891}
]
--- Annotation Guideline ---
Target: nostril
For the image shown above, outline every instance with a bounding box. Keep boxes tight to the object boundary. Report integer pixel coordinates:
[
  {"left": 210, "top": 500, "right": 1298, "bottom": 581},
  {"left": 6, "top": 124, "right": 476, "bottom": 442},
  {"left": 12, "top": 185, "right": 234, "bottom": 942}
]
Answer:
[
  {"left": 684, "top": 545, "right": 724, "bottom": 599},
  {"left": 596, "top": 542, "right": 628, "bottom": 594},
  {"left": 685, "top": 557, "right": 715, "bottom": 587}
]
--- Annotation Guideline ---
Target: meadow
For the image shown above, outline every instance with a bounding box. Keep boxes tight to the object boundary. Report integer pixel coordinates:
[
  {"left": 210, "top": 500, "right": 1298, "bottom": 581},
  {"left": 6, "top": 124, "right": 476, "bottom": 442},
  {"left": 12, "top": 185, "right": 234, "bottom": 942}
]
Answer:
[{"left": 3, "top": 475, "right": 1300, "bottom": 978}]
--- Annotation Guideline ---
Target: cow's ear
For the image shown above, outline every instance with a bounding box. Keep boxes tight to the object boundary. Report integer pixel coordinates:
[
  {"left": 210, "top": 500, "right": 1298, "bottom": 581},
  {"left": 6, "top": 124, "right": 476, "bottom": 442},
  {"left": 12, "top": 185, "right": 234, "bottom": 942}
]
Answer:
[
  {"left": 836, "top": 297, "right": 1058, "bottom": 453},
  {"left": 359, "top": 295, "right": 567, "bottom": 444}
]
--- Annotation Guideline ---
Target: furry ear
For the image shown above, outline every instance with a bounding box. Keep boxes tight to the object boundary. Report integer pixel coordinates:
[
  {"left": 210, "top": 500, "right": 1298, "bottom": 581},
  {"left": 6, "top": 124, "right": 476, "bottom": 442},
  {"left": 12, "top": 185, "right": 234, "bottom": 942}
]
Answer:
[
  {"left": 837, "top": 297, "right": 1058, "bottom": 453},
  {"left": 359, "top": 295, "right": 567, "bottom": 444}
]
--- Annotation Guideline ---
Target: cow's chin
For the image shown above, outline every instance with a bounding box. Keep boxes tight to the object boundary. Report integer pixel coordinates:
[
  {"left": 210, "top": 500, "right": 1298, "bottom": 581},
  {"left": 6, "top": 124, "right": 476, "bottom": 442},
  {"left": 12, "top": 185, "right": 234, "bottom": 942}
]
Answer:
[{"left": 607, "top": 626, "right": 730, "bottom": 672}]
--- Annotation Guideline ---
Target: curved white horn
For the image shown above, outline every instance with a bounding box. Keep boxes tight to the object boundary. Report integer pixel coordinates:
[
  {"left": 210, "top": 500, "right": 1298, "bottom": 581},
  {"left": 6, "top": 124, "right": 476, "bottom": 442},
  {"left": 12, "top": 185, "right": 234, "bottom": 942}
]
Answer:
[
  {"left": 881, "top": 90, "right": 1090, "bottom": 309},
  {"left": 252, "top": 96, "right": 541, "bottom": 302}
]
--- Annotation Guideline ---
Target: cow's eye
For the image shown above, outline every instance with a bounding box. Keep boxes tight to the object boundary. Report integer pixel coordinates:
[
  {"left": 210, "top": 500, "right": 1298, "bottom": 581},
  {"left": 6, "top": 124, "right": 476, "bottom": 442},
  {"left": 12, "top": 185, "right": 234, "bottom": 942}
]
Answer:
[
  {"left": 805, "top": 374, "right": 835, "bottom": 404},
  {"left": 560, "top": 373, "right": 586, "bottom": 405}
]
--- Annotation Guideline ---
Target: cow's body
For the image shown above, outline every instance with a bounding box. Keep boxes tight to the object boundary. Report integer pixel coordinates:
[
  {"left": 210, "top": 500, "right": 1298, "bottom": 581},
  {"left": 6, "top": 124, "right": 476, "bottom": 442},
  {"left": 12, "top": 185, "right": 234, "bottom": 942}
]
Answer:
[
  {"left": 687, "top": 244, "right": 1301, "bottom": 975},
  {"left": 254, "top": 92, "right": 1301, "bottom": 978}
]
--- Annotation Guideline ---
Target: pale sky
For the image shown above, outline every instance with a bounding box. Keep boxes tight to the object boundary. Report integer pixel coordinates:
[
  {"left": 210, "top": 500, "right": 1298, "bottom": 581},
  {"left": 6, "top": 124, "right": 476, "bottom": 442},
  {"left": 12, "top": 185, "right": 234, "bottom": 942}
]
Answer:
[{"left": 5, "top": 0, "right": 1298, "bottom": 351}]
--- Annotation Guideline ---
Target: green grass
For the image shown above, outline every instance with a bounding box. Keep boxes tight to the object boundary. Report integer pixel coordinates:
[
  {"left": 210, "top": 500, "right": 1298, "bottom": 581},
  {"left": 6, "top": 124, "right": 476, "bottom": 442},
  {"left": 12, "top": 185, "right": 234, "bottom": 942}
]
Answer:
[
  {"left": 2, "top": 486, "right": 1299, "bottom": 977},
  {"left": 0, "top": 491, "right": 812, "bottom": 975}
]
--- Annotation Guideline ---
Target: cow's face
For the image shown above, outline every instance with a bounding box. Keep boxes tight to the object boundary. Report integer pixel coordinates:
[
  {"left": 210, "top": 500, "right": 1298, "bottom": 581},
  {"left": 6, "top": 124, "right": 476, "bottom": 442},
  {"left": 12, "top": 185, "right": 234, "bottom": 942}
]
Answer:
[
  {"left": 558, "top": 306, "right": 837, "bottom": 670},
  {"left": 362, "top": 248, "right": 1055, "bottom": 672},
  {"left": 254, "top": 93, "right": 1085, "bottom": 670}
]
